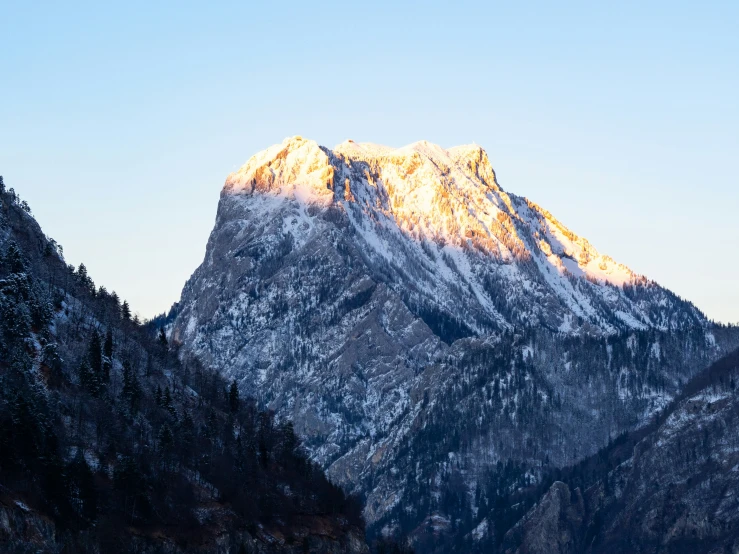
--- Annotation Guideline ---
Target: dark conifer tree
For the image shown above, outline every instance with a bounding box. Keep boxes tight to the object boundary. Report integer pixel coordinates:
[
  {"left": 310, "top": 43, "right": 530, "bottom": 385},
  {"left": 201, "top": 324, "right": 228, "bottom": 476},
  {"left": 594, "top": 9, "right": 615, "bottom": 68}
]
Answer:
[
  {"left": 102, "top": 329, "right": 113, "bottom": 383},
  {"left": 103, "top": 329, "right": 114, "bottom": 359},
  {"left": 164, "top": 386, "right": 176, "bottom": 418},
  {"left": 158, "top": 424, "right": 175, "bottom": 472},
  {"left": 110, "top": 291, "right": 121, "bottom": 315},
  {"left": 278, "top": 420, "right": 298, "bottom": 460},
  {"left": 159, "top": 423, "right": 174, "bottom": 451},
  {"left": 9, "top": 393, "right": 41, "bottom": 464},
  {"left": 43, "top": 241, "right": 54, "bottom": 257},
  {"left": 179, "top": 411, "right": 195, "bottom": 463},
  {"left": 5, "top": 242, "right": 26, "bottom": 274},
  {"left": 88, "top": 331, "right": 104, "bottom": 389},
  {"left": 121, "top": 300, "right": 131, "bottom": 320},
  {"left": 121, "top": 361, "right": 141, "bottom": 413},
  {"left": 78, "top": 359, "right": 99, "bottom": 396},
  {"left": 69, "top": 452, "right": 97, "bottom": 522},
  {"left": 229, "top": 379, "right": 240, "bottom": 414},
  {"left": 158, "top": 327, "right": 168, "bottom": 348}
]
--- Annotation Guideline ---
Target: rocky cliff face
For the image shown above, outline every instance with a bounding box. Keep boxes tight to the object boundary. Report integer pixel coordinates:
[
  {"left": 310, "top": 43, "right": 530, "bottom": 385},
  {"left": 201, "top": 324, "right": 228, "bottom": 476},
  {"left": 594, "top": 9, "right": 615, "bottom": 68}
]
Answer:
[
  {"left": 502, "top": 481, "right": 585, "bottom": 554},
  {"left": 171, "top": 137, "right": 736, "bottom": 547}
]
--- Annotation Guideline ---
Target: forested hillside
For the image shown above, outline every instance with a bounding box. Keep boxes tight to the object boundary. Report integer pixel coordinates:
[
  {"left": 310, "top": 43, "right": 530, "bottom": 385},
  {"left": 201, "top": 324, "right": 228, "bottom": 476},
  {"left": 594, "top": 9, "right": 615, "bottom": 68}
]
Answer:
[
  {"left": 0, "top": 177, "right": 366, "bottom": 553},
  {"left": 501, "top": 346, "right": 739, "bottom": 553}
]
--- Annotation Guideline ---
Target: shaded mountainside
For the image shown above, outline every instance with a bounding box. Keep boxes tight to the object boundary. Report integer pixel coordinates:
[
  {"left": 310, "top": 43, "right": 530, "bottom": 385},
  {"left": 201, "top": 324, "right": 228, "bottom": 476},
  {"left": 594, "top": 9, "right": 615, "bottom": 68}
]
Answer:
[
  {"left": 503, "top": 347, "right": 739, "bottom": 554},
  {"left": 0, "top": 178, "right": 367, "bottom": 553},
  {"left": 170, "top": 137, "right": 739, "bottom": 550}
]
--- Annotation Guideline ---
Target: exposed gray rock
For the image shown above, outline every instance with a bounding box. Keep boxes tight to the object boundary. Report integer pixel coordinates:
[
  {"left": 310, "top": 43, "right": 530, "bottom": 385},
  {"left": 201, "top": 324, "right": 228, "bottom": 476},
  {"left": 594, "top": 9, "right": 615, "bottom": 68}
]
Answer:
[
  {"left": 503, "top": 482, "right": 584, "bottom": 554},
  {"left": 0, "top": 501, "right": 56, "bottom": 553}
]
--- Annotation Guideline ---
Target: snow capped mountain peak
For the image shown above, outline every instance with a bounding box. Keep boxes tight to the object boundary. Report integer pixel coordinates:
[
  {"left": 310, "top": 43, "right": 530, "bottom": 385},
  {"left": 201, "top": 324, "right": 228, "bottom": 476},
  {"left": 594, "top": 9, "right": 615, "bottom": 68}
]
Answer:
[
  {"left": 226, "top": 136, "right": 515, "bottom": 250},
  {"left": 209, "top": 136, "right": 702, "bottom": 336}
]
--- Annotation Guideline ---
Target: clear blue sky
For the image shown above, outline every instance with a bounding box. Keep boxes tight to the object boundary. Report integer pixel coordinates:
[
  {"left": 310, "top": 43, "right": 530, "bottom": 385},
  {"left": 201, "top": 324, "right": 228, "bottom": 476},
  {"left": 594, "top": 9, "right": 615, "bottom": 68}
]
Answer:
[{"left": 1, "top": 1, "right": 737, "bottom": 322}]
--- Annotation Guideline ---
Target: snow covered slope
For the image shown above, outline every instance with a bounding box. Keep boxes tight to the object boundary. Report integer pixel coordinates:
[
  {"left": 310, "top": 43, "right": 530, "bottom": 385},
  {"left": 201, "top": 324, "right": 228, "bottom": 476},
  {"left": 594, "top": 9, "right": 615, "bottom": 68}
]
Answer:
[{"left": 171, "top": 136, "right": 730, "bottom": 545}]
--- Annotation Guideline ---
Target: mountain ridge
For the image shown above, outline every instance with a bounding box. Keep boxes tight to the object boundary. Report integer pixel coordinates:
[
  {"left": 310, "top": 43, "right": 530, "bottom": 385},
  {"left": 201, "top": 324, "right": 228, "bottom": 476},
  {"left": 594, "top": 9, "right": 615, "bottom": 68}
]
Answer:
[{"left": 208, "top": 135, "right": 702, "bottom": 336}]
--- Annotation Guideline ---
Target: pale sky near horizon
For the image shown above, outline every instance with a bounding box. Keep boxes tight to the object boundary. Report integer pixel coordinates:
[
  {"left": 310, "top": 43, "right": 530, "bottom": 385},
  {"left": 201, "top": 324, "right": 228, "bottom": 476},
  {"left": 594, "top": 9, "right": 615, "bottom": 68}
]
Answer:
[{"left": 1, "top": 1, "right": 737, "bottom": 323}]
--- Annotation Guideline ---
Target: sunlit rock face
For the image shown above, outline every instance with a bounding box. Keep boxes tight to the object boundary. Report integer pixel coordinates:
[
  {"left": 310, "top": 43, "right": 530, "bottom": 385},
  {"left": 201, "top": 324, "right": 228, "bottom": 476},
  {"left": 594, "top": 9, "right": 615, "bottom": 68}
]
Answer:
[{"left": 172, "top": 136, "right": 727, "bottom": 536}]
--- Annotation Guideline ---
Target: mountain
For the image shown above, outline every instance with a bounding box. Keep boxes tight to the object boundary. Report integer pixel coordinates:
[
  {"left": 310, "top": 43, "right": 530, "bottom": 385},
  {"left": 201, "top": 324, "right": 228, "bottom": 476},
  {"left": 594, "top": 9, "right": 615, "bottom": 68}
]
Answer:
[
  {"left": 171, "top": 136, "right": 738, "bottom": 550},
  {"left": 502, "top": 347, "right": 739, "bottom": 553},
  {"left": 0, "top": 178, "right": 367, "bottom": 553}
]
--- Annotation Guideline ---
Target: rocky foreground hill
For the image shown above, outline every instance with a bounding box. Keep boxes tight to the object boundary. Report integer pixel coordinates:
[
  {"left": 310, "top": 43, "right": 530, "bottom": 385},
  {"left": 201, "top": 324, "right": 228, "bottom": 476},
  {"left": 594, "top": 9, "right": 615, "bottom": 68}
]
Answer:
[
  {"left": 503, "top": 347, "right": 739, "bottom": 553},
  {"left": 170, "top": 136, "right": 739, "bottom": 550}
]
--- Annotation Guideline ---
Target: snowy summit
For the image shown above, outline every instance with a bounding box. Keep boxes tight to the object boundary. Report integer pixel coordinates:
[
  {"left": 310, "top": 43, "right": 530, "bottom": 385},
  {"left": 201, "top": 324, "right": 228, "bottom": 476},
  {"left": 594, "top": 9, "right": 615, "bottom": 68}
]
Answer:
[{"left": 218, "top": 135, "right": 699, "bottom": 335}]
